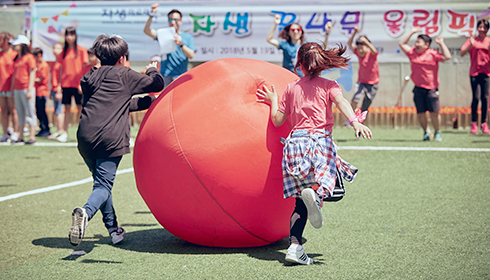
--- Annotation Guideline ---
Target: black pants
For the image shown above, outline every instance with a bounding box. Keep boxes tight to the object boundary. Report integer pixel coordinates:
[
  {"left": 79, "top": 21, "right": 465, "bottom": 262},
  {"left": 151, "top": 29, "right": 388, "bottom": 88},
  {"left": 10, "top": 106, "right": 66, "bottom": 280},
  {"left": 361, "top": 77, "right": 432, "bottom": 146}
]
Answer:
[
  {"left": 35, "top": 96, "right": 50, "bottom": 133},
  {"left": 470, "top": 74, "right": 489, "bottom": 123}
]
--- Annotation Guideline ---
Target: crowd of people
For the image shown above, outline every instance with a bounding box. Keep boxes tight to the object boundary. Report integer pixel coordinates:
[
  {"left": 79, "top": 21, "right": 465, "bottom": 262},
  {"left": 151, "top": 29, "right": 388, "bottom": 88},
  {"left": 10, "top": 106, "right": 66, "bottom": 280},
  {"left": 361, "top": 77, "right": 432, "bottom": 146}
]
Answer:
[{"left": 1, "top": 3, "right": 489, "bottom": 266}]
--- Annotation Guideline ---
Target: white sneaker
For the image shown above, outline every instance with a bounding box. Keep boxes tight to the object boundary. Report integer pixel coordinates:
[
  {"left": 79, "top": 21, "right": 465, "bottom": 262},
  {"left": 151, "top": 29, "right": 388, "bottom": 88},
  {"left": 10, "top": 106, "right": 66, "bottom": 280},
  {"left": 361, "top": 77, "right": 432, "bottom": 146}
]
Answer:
[
  {"left": 285, "top": 244, "right": 313, "bottom": 265},
  {"left": 301, "top": 188, "right": 323, "bottom": 229},
  {"left": 69, "top": 207, "right": 88, "bottom": 247},
  {"left": 57, "top": 132, "right": 68, "bottom": 142},
  {"left": 47, "top": 132, "right": 60, "bottom": 140},
  {"left": 10, "top": 132, "right": 19, "bottom": 142},
  {"left": 111, "top": 227, "right": 125, "bottom": 245}
]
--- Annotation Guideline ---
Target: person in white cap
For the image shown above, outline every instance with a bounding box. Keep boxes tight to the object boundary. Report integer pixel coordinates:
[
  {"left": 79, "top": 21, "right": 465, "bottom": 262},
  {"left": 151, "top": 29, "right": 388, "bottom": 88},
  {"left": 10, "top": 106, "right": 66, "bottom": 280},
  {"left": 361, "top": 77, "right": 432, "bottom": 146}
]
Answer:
[{"left": 10, "top": 35, "right": 37, "bottom": 144}]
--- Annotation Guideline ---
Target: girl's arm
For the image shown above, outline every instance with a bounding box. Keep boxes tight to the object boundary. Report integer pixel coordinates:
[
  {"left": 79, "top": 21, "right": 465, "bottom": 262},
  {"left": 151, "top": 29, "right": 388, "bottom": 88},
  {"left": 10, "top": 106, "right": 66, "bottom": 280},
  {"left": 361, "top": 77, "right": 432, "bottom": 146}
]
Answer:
[
  {"left": 266, "top": 15, "right": 280, "bottom": 48},
  {"left": 27, "top": 68, "right": 37, "bottom": 100},
  {"left": 256, "top": 85, "right": 288, "bottom": 127},
  {"left": 460, "top": 37, "right": 474, "bottom": 57},
  {"left": 334, "top": 94, "right": 373, "bottom": 139}
]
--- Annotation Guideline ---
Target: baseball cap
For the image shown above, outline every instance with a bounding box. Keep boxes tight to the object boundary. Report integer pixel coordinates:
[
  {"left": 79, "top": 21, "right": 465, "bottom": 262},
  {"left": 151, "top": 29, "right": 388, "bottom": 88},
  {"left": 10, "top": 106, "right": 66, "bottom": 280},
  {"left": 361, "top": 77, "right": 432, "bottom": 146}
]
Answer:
[{"left": 10, "top": 35, "right": 30, "bottom": 46}]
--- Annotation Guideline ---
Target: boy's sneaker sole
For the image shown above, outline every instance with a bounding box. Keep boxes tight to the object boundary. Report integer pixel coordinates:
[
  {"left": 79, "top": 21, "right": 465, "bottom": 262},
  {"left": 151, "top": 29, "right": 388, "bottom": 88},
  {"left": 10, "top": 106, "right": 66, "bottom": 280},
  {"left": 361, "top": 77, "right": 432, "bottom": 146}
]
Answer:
[
  {"left": 301, "top": 188, "right": 323, "bottom": 229},
  {"left": 69, "top": 207, "right": 88, "bottom": 247}
]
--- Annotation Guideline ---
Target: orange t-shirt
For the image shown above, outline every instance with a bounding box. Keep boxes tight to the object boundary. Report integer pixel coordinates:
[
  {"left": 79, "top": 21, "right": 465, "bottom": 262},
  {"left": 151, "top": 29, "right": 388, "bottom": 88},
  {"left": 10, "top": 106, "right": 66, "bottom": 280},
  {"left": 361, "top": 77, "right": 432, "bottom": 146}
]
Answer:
[
  {"left": 13, "top": 53, "right": 36, "bottom": 90},
  {"left": 35, "top": 60, "right": 49, "bottom": 97},
  {"left": 0, "top": 49, "right": 18, "bottom": 92},
  {"left": 51, "top": 61, "right": 61, "bottom": 90},
  {"left": 56, "top": 45, "right": 88, "bottom": 88}
]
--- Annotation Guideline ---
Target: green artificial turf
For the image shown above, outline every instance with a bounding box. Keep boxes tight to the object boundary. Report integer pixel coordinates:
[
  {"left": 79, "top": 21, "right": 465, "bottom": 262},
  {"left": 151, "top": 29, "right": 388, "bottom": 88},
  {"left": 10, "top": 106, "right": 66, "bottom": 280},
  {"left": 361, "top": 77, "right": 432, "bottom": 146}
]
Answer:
[{"left": 0, "top": 127, "right": 489, "bottom": 279}]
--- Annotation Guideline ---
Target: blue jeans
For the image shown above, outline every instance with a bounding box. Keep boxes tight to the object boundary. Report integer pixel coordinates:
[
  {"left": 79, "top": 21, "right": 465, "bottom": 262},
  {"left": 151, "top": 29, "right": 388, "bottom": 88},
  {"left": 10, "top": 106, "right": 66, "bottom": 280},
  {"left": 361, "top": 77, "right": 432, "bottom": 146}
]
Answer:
[{"left": 83, "top": 156, "right": 122, "bottom": 233}]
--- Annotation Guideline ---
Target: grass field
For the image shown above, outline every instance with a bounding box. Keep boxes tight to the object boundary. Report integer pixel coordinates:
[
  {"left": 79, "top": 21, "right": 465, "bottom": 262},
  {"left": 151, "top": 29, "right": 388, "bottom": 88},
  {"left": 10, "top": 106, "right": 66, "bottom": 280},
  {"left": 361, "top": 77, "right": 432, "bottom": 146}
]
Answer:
[{"left": 0, "top": 126, "right": 489, "bottom": 279}]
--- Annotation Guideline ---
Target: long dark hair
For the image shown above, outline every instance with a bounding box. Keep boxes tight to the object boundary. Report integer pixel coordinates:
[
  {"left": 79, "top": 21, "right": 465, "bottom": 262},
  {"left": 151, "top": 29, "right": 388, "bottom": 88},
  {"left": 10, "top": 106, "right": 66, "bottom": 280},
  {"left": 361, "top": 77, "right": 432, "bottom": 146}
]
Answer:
[
  {"left": 63, "top": 26, "right": 78, "bottom": 59},
  {"left": 295, "top": 42, "right": 350, "bottom": 76},
  {"left": 14, "top": 44, "right": 31, "bottom": 61},
  {"left": 278, "top": 23, "right": 305, "bottom": 44}
]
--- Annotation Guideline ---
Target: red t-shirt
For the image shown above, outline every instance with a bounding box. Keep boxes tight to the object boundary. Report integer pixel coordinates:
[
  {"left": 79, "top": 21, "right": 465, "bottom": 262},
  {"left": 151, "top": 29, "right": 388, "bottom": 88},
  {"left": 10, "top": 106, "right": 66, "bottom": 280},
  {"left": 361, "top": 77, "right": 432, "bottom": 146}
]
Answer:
[
  {"left": 56, "top": 46, "right": 88, "bottom": 88},
  {"left": 354, "top": 48, "right": 379, "bottom": 85},
  {"left": 279, "top": 76, "right": 342, "bottom": 132},
  {"left": 35, "top": 60, "right": 50, "bottom": 97},
  {"left": 461, "top": 36, "right": 490, "bottom": 76},
  {"left": 406, "top": 47, "right": 444, "bottom": 90},
  {"left": 13, "top": 53, "right": 36, "bottom": 90},
  {"left": 51, "top": 61, "right": 61, "bottom": 89},
  {"left": 0, "top": 49, "right": 18, "bottom": 92}
]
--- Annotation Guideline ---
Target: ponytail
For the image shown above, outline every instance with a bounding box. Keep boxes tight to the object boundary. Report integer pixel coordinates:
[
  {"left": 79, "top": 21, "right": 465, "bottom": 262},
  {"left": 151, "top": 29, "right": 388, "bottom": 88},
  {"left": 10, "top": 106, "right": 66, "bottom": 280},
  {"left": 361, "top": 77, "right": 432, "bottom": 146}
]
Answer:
[{"left": 295, "top": 42, "right": 350, "bottom": 76}]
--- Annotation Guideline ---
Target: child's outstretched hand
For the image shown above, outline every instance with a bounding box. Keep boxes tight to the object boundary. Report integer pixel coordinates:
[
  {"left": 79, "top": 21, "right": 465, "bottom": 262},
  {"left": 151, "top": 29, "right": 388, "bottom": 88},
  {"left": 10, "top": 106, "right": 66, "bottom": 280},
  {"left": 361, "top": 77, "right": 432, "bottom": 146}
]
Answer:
[
  {"left": 351, "top": 122, "right": 373, "bottom": 139},
  {"left": 146, "top": 61, "right": 158, "bottom": 71},
  {"left": 256, "top": 85, "right": 277, "bottom": 105}
]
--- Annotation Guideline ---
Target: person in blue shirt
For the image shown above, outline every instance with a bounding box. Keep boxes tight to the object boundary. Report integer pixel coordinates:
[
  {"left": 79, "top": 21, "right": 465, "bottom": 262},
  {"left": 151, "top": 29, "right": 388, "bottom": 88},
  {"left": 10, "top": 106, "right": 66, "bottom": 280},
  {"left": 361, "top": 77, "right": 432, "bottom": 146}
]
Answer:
[
  {"left": 144, "top": 3, "right": 196, "bottom": 87},
  {"left": 267, "top": 15, "right": 332, "bottom": 76}
]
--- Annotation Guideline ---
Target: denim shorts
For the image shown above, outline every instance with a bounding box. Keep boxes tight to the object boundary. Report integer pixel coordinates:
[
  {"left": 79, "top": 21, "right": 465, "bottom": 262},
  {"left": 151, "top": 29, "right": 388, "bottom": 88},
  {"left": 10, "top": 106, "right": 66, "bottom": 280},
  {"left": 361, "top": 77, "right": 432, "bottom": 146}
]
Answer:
[
  {"left": 0, "top": 91, "right": 12, "bottom": 98},
  {"left": 51, "top": 91, "right": 63, "bottom": 115}
]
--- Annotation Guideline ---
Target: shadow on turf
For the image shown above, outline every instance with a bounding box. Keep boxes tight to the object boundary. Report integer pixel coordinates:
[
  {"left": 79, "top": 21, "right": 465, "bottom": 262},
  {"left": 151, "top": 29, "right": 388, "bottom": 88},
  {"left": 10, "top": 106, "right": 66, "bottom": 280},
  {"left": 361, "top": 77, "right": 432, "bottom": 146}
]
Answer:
[{"left": 32, "top": 228, "right": 324, "bottom": 265}]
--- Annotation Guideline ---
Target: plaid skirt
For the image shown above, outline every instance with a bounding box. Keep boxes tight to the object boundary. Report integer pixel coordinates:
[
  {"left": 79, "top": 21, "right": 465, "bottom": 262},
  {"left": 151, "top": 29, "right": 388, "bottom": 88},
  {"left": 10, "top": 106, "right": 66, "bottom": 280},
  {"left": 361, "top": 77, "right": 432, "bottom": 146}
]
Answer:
[{"left": 282, "top": 129, "right": 358, "bottom": 199}]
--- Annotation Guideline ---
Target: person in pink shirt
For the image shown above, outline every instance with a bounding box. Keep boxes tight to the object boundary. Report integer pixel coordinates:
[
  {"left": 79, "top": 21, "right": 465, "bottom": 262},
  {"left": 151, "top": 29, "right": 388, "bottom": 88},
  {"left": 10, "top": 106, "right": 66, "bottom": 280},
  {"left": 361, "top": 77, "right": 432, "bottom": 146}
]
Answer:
[
  {"left": 460, "top": 19, "right": 490, "bottom": 135},
  {"left": 347, "top": 26, "right": 379, "bottom": 113},
  {"left": 256, "top": 42, "right": 372, "bottom": 265},
  {"left": 399, "top": 26, "right": 451, "bottom": 142}
]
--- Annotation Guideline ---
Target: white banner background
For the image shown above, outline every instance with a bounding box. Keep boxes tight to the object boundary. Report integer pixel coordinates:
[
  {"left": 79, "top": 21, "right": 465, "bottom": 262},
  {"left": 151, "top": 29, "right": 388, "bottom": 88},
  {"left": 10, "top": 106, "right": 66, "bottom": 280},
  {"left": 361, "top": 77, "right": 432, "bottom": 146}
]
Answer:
[{"left": 31, "top": 1, "right": 486, "bottom": 63}]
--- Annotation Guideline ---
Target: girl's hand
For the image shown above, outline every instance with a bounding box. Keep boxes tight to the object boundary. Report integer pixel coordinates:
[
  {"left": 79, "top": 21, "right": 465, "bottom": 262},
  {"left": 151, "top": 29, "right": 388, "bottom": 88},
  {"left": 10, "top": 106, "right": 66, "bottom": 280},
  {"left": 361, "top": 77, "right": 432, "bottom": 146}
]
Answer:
[
  {"left": 351, "top": 122, "right": 373, "bottom": 139},
  {"left": 26, "top": 89, "right": 32, "bottom": 100},
  {"left": 256, "top": 85, "right": 277, "bottom": 105},
  {"left": 325, "top": 21, "right": 333, "bottom": 33},
  {"left": 55, "top": 91, "right": 62, "bottom": 102},
  {"left": 273, "top": 14, "right": 281, "bottom": 25}
]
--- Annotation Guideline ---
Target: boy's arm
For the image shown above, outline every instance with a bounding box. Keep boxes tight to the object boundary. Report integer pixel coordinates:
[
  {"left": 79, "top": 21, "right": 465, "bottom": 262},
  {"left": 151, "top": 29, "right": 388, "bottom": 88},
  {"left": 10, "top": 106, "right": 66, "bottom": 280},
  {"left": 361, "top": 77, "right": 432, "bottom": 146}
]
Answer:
[
  {"left": 399, "top": 26, "right": 420, "bottom": 55},
  {"left": 126, "top": 66, "right": 164, "bottom": 95},
  {"left": 347, "top": 26, "right": 358, "bottom": 52},
  {"left": 129, "top": 95, "right": 156, "bottom": 112},
  {"left": 435, "top": 36, "right": 451, "bottom": 61}
]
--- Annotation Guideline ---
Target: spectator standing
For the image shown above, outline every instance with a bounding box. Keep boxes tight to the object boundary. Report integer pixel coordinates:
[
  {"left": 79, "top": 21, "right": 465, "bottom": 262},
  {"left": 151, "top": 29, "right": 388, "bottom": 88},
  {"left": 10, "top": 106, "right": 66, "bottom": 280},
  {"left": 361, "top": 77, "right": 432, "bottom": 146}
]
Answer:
[
  {"left": 460, "top": 19, "right": 490, "bottom": 134},
  {"left": 346, "top": 26, "right": 379, "bottom": 114},
  {"left": 398, "top": 27, "right": 451, "bottom": 142},
  {"left": 32, "top": 47, "right": 51, "bottom": 137},
  {"left": 144, "top": 3, "right": 195, "bottom": 87},
  {"left": 0, "top": 31, "right": 19, "bottom": 143},
  {"left": 53, "top": 27, "right": 88, "bottom": 142},
  {"left": 11, "top": 35, "right": 37, "bottom": 144}
]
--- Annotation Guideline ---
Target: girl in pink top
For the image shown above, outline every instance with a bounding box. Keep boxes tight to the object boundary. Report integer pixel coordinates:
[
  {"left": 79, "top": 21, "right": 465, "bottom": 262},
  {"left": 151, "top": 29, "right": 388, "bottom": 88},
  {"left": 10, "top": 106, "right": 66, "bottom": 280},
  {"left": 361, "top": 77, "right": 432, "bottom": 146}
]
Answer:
[
  {"left": 460, "top": 19, "right": 490, "bottom": 134},
  {"left": 257, "top": 42, "right": 372, "bottom": 265},
  {"left": 347, "top": 26, "right": 380, "bottom": 112}
]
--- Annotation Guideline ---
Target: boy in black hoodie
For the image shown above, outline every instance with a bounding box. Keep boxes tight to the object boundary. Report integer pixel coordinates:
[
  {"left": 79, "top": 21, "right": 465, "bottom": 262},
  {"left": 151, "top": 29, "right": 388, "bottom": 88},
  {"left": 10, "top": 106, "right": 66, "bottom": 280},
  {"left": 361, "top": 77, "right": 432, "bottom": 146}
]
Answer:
[{"left": 69, "top": 35, "right": 164, "bottom": 247}]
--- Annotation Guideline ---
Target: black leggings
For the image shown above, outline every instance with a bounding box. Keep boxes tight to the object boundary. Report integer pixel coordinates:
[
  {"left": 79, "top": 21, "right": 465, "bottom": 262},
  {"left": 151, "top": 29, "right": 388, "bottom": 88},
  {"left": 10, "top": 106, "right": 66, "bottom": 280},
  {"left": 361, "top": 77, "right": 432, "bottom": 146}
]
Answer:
[
  {"left": 470, "top": 74, "right": 489, "bottom": 123},
  {"left": 289, "top": 197, "right": 308, "bottom": 245}
]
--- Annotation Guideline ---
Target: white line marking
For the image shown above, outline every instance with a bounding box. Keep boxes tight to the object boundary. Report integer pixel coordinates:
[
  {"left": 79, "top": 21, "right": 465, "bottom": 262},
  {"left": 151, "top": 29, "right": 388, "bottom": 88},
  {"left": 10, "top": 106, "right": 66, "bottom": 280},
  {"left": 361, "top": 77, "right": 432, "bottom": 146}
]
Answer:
[
  {"left": 1, "top": 145, "right": 489, "bottom": 202},
  {"left": 0, "top": 168, "right": 134, "bottom": 202},
  {"left": 339, "top": 146, "right": 490, "bottom": 152}
]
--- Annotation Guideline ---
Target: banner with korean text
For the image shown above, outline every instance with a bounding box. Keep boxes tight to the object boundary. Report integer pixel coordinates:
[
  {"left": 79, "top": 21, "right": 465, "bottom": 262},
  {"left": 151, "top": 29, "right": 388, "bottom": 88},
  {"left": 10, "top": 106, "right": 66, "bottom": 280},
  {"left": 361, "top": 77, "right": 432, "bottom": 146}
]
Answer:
[{"left": 31, "top": 1, "right": 486, "bottom": 63}]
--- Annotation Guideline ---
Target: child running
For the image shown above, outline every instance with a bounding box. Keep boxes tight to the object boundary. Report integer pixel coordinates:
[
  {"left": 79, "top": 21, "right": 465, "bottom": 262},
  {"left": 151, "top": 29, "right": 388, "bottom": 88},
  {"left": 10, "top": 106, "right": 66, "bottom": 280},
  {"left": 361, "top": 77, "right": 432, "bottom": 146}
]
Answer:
[
  {"left": 256, "top": 42, "right": 372, "bottom": 265},
  {"left": 68, "top": 34, "right": 164, "bottom": 247}
]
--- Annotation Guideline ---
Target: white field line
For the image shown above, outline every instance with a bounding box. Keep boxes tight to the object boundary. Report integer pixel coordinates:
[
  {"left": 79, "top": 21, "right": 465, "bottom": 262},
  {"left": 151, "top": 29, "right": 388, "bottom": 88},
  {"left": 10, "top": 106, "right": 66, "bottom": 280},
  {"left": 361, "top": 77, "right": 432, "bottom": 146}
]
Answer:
[
  {"left": 0, "top": 168, "right": 134, "bottom": 202},
  {"left": 1, "top": 145, "right": 489, "bottom": 202}
]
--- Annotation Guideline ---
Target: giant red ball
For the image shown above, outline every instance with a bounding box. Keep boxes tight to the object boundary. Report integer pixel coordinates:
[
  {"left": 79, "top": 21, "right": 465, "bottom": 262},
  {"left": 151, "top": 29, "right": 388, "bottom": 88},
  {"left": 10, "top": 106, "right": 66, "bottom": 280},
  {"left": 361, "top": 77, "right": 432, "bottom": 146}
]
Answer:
[{"left": 133, "top": 58, "right": 297, "bottom": 247}]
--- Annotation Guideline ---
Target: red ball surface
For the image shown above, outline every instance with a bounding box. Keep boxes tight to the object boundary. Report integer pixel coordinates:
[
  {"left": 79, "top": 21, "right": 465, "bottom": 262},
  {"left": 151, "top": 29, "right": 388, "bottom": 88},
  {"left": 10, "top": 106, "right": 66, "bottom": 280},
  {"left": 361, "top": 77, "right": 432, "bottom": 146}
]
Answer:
[{"left": 133, "top": 58, "right": 297, "bottom": 247}]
